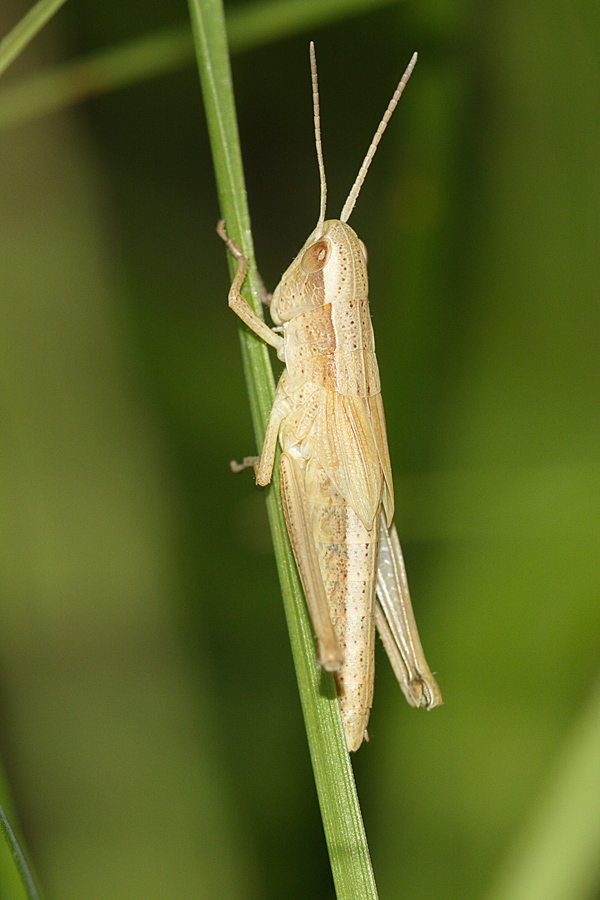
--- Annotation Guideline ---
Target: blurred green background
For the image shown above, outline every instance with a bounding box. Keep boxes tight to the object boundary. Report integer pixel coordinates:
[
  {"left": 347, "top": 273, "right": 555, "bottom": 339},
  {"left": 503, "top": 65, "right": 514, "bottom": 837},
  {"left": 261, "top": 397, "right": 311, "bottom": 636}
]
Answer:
[{"left": 0, "top": 0, "right": 599, "bottom": 899}]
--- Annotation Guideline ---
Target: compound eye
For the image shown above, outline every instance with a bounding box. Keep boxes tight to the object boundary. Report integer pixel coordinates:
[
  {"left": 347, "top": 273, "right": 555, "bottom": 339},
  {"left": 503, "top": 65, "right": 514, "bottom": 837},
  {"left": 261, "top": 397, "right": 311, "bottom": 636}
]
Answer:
[
  {"left": 301, "top": 240, "right": 330, "bottom": 273},
  {"left": 359, "top": 240, "right": 368, "bottom": 264}
]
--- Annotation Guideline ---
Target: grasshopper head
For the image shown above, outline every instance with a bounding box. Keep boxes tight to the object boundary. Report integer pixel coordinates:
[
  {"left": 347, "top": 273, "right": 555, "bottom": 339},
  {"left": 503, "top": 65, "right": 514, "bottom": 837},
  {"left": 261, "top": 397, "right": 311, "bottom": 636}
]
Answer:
[{"left": 270, "top": 220, "right": 368, "bottom": 324}]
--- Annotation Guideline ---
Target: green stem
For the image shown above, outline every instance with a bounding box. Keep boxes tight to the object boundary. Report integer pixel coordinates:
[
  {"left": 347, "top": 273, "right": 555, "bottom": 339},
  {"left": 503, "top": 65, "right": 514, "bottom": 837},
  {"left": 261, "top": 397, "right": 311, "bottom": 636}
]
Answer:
[
  {"left": 186, "top": 1, "right": 378, "bottom": 898},
  {"left": 0, "top": 806, "right": 42, "bottom": 900},
  {"left": 0, "top": 0, "right": 69, "bottom": 79}
]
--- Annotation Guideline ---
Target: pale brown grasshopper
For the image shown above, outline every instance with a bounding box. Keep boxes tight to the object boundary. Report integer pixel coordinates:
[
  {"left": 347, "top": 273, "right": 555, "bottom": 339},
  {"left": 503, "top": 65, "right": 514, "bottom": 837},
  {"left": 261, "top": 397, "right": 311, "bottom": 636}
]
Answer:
[{"left": 220, "top": 44, "right": 441, "bottom": 751}]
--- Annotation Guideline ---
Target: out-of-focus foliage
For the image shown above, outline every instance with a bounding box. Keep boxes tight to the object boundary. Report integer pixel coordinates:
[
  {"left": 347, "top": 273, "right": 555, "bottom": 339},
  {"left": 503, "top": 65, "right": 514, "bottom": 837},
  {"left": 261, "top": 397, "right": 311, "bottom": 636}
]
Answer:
[{"left": 0, "top": 1, "right": 598, "bottom": 899}]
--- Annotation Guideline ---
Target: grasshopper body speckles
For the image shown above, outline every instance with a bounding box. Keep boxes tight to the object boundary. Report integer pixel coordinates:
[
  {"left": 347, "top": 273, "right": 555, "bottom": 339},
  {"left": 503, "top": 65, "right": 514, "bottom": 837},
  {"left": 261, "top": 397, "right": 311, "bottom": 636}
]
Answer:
[{"left": 220, "top": 44, "right": 441, "bottom": 751}]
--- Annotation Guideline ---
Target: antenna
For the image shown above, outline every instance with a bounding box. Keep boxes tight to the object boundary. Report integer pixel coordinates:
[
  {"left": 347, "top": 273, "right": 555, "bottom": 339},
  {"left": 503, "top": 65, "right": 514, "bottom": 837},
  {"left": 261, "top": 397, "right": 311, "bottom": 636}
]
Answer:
[
  {"left": 340, "top": 51, "right": 417, "bottom": 224},
  {"left": 310, "top": 42, "right": 327, "bottom": 236}
]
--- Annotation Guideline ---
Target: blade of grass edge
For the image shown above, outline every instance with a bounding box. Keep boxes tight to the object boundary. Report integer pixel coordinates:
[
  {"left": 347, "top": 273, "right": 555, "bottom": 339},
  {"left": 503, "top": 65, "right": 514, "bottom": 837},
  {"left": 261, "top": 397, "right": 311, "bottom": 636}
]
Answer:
[
  {"left": 185, "top": 2, "right": 379, "bottom": 898},
  {"left": 0, "top": 806, "right": 42, "bottom": 900}
]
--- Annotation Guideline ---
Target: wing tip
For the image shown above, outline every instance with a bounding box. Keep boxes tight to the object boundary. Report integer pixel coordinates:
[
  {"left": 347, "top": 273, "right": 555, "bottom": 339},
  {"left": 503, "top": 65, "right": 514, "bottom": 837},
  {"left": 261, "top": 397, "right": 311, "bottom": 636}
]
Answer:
[{"left": 403, "top": 676, "right": 443, "bottom": 710}]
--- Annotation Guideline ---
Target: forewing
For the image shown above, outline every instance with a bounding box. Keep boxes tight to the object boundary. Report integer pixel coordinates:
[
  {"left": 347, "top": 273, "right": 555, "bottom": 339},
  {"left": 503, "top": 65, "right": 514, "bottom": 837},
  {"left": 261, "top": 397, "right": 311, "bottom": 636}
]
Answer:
[
  {"left": 375, "top": 513, "right": 442, "bottom": 709},
  {"left": 313, "top": 390, "right": 382, "bottom": 530}
]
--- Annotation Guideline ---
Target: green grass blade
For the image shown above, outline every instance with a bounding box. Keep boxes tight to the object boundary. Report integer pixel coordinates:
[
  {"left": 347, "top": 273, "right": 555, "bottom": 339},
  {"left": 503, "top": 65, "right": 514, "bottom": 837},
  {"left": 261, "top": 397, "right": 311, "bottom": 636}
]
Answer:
[
  {"left": 482, "top": 681, "right": 600, "bottom": 900},
  {"left": 186, "top": 1, "right": 379, "bottom": 897},
  {"left": 0, "top": 806, "right": 42, "bottom": 900},
  {"left": 0, "top": 0, "right": 69, "bottom": 79},
  {"left": 0, "top": 0, "right": 402, "bottom": 130}
]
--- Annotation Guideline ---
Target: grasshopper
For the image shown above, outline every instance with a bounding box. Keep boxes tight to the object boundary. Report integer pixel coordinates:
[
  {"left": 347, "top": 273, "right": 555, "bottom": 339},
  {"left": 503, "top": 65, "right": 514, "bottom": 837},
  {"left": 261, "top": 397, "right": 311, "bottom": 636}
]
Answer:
[{"left": 219, "top": 43, "right": 441, "bottom": 751}]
